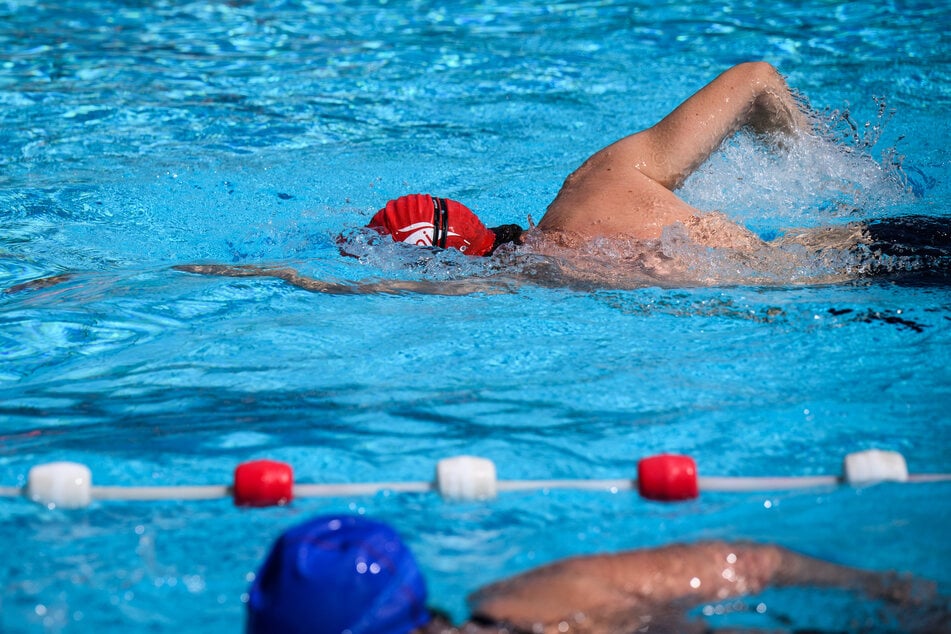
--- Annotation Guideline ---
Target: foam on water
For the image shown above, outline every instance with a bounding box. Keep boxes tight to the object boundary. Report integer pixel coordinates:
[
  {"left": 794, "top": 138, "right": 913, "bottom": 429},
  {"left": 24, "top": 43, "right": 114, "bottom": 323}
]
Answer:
[{"left": 683, "top": 107, "right": 913, "bottom": 222}]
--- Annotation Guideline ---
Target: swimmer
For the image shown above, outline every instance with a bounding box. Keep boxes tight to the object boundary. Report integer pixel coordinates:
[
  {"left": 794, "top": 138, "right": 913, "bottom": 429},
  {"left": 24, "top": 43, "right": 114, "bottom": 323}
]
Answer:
[
  {"left": 246, "top": 514, "right": 945, "bottom": 634},
  {"left": 6, "top": 62, "right": 948, "bottom": 294},
  {"left": 169, "top": 61, "right": 947, "bottom": 292}
]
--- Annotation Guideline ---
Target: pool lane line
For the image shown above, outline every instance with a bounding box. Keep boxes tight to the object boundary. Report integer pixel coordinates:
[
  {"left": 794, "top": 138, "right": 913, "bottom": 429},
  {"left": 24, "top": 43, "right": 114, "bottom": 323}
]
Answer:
[{"left": 4, "top": 450, "right": 950, "bottom": 509}]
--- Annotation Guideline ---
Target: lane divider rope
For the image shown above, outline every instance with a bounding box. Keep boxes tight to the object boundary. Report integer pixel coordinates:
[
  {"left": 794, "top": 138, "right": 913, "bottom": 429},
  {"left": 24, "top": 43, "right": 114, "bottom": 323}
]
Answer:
[{"left": 4, "top": 450, "right": 949, "bottom": 510}]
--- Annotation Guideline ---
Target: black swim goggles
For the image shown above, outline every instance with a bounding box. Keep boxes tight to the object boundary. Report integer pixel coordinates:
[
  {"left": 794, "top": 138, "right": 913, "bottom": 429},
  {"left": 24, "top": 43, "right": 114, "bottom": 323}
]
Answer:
[{"left": 430, "top": 196, "right": 450, "bottom": 248}]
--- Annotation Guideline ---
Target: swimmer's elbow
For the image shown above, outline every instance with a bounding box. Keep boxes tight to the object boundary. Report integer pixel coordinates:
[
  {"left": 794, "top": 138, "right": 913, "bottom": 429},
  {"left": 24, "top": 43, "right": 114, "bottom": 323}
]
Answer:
[{"left": 734, "top": 60, "right": 778, "bottom": 79}]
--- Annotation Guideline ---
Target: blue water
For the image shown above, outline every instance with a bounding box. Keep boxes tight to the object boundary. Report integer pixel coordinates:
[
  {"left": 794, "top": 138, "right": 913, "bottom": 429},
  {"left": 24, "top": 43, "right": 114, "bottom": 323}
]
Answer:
[{"left": 1, "top": 0, "right": 949, "bottom": 632}]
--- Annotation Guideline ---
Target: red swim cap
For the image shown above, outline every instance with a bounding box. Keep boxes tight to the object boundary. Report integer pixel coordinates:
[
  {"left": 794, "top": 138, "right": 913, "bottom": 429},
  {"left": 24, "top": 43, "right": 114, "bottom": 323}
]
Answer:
[{"left": 368, "top": 194, "right": 496, "bottom": 257}]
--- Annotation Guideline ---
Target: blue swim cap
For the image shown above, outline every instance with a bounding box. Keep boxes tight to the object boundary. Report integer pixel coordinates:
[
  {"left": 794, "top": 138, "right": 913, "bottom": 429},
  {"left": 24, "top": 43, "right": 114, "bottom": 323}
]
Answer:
[{"left": 247, "top": 515, "right": 431, "bottom": 634}]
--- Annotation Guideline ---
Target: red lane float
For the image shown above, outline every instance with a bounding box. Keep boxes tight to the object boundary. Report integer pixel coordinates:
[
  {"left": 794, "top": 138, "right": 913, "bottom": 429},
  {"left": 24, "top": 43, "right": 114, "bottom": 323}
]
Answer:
[
  {"left": 233, "top": 460, "right": 294, "bottom": 507},
  {"left": 637, "top": 454, "right": 699, "bottom": 501}
]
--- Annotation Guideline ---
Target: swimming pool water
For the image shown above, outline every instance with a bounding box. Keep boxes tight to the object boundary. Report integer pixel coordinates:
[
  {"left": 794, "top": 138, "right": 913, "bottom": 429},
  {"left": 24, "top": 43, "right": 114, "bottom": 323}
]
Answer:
[{"left": 1, "top": 0, "right": 949, "bottom": 631}]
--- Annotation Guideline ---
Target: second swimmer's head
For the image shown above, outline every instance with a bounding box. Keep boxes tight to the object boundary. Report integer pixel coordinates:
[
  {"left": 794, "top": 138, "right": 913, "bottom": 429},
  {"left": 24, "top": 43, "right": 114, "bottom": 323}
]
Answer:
[{"left": 367, "top": 194, "right": 521, "bottom": 257}]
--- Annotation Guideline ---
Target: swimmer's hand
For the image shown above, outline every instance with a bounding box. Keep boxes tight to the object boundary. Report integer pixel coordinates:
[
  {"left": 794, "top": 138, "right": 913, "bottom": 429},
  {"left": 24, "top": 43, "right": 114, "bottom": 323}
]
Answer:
[
  {"left": 172, "top": 264, "right": 514, "bottom": 296},
  {"left": 4, "top": 273, "right": 74, "bottom": 294}
]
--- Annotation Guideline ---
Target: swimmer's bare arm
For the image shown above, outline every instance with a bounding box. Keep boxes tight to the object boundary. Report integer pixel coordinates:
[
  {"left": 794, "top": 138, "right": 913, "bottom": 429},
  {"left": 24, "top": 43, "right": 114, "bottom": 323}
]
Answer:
[
  {"left": 468, "top": 541, "right": 934, "bottom": 633},
  {"left": 4, "top": 273, "right": 74, "bottom": 294},
  {"left": 627, "top": 61, "right": 810, "bottom": 190},
  {"left": 173, "top": 264, "right": 513, "bottom": 296},
  {"left": 539, "top": 63, "right": 808, "bottom": 240}
]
